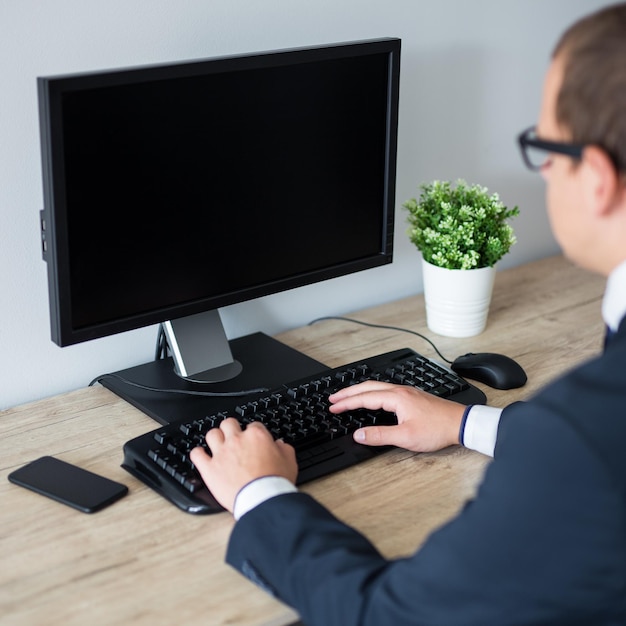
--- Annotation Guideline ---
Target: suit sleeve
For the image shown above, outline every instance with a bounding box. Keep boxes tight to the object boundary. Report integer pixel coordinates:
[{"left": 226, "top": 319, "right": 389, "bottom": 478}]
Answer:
[{"left": 226, "top": 398, "right": 625, "bottom": 626}]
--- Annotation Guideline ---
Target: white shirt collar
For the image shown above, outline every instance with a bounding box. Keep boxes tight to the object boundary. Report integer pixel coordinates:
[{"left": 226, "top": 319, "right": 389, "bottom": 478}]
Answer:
[{"left": 602, "top": 259, "right": 626, "bottom": 332}]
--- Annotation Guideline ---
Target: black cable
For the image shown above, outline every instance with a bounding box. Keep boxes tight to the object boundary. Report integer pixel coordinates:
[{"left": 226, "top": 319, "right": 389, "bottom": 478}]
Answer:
[
  {"left": 308, "top": 316, "right": 454, "bottom": 364},
  {"left": 88, "top": 372, "right": 269, "bottom": 397},
  {"left": 93, "top": 317, "right": 453, "bottom": 397}
]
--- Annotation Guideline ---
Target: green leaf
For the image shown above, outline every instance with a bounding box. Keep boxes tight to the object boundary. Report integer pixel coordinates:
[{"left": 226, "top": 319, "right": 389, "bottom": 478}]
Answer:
[{"left": 402, "top": 179, "right": 519, "bottom": 270}]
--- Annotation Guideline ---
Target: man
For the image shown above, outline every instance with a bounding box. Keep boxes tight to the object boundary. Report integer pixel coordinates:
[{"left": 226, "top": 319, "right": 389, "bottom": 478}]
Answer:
[{"left": 190, "top": 4, "right": 626, "bottom": 624}]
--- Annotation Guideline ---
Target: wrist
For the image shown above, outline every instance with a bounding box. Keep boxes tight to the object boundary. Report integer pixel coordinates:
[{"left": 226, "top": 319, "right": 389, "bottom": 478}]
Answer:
[
  {"left": 458, "top": 405, "right": 474, "bottom": 446},
  {"left": 233, "top": 475, "right": 297, "bottom": 520}
]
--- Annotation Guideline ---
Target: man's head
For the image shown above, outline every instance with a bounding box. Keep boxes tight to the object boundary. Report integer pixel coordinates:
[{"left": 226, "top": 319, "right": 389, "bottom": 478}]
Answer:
[
  {"left": 553, "top": 3, "right": 626, "bottom": 176},
  {"left": 532, "top": 3, "right": 626, "bottom": 275}
]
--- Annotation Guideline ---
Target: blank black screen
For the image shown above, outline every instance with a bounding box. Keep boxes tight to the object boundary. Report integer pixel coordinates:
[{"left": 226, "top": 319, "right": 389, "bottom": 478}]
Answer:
[{"left": 41, "top": 40, "right": 399, "bottom": 343}]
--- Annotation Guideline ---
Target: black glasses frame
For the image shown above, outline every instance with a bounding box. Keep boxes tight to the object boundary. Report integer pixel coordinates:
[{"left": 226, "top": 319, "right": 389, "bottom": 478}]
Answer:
[{"left": 517, "top": 126, "right": 585, "bottom": 171}]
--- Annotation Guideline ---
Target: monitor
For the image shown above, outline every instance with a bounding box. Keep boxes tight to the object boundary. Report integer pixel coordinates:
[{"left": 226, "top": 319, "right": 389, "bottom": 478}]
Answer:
[{"left": 38, "top": 37, "right": 401, "bottom": 424}]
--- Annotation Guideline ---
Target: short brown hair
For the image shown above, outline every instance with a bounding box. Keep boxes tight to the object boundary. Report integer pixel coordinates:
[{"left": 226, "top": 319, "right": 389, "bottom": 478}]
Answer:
[{"left": 553, "top": 3, "right": 626, "bottom": 174}]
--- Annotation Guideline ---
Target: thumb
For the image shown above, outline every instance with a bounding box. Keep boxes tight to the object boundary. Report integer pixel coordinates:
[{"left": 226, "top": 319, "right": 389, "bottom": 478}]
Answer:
[{"left": 353, "top": 423, "right": 409, "bottom": 448}]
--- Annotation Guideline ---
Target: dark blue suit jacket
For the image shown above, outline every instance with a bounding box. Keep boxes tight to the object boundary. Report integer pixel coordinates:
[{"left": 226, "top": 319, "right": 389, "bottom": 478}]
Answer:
[{"left": 226, "top": 324, "right": 626, "bottom": 625}]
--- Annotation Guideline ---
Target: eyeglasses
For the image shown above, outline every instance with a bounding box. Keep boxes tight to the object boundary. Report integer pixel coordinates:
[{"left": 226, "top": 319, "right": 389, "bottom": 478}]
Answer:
[{"left": 517, "top": 126, "right": 585, "bottom": 171}]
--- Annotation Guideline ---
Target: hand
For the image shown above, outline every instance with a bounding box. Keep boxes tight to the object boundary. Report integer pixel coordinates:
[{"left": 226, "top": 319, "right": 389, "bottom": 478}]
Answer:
[
  {"left": 190, "top": 418, "right": 298, "bottom": 513},
  {"left": 328, "top": 381, "right": 466, "bottom": 452}
]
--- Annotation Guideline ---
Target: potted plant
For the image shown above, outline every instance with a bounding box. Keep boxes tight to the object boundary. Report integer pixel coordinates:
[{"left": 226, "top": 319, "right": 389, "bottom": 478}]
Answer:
[{"left": 403, "top": 179, "right": 519, "bottom": 337}]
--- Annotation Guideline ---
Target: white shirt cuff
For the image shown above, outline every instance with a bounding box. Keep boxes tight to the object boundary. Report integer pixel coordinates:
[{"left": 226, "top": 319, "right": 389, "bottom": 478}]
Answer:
[
  {"left": 233, "top": 475, "right": 297, "bottom": 520},
  {"left": 462, "top": 404, "right": 503, "bottom": 457}
]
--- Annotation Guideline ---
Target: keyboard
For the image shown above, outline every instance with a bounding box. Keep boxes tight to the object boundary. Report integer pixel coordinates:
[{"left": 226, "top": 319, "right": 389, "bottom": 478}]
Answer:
[{"left": 122, "top": 348, "right": 487, "bottom": 514}]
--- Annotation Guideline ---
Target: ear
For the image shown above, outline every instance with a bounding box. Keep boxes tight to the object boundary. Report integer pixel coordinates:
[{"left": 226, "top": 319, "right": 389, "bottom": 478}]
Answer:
[{"left": 581, "top": 145, "right": 622, "bottom": 216}]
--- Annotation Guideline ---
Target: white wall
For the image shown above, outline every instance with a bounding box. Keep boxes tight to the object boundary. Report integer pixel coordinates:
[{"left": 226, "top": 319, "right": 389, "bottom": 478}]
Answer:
[{"left": 0, "top": 0, "right": 609, "bottom": 409}]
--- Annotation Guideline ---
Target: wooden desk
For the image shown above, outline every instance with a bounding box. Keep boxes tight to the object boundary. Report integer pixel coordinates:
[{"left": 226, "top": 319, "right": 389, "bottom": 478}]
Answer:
[{"left": 0, "top": 256, "right": 606, "bottom": 626}]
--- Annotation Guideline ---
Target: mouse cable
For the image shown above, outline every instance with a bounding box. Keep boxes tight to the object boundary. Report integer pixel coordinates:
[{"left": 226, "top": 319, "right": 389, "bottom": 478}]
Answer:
[
  {"left": 88, "top": 372, "right": 270, "bottom": 397},
  {"left": 91, "top": 318, "right": 453, "bottom": 396},
  {"left": 308, "top": 316, "right": 455, "bottom": 365}
]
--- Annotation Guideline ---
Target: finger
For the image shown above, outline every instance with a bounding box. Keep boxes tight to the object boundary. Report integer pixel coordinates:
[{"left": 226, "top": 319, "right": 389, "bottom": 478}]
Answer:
[
  {"left": 190, "top": 446, "right": 212, "bottom": 473},
  {"left": 276, "top": 438, "right": 296, "bottom": 458},
  {"left": 219, "top": 417, "right": 244, "bottom": 435},
  {"left": 329, "top": 387, "right": 409, "bottom": 415},
  {"left": 205, "top": 425, "right": 225, "bottom": 451},
  {"left": 353, "top": 423, "right": 415, "bottom": 448},
  {"left": 275, "top": 439, "right": 298, "bottom": 481},
  {"left": 329, "top": 380, "right": 396, "bottom": 402},
  {"left": 244, "top": 420, "right": 272, "bottom": 438}
]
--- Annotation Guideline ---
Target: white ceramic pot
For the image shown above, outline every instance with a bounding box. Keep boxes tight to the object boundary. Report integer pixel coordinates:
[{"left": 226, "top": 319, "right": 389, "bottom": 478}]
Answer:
[{"left": 421, "top": 258, "right": 496, "bottom": 338}]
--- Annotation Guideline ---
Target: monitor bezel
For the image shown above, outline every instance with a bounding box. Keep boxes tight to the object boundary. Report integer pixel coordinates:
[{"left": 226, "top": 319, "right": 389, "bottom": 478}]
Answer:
[{"left": 38, "top": 37, "right": 401, "bottom": 347}]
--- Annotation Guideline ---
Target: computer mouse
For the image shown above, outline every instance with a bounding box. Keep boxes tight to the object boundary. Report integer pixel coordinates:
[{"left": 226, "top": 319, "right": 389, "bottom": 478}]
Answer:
[{"left": 451, "top": 352, "right": 527, "bottom": 390}]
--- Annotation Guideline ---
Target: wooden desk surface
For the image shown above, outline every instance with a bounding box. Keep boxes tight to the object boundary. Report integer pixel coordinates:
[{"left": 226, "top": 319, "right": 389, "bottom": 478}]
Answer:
[{"left": 0, "top": 255, "right": 606, "bottom": 626}]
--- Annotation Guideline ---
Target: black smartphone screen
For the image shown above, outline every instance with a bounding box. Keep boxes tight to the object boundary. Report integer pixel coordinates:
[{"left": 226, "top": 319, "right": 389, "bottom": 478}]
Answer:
[{"left": 8, "top": 456, "right": 128, "bottom": 513}]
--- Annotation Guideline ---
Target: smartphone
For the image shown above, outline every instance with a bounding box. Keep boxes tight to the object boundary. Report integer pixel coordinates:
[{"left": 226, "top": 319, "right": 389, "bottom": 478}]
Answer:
[{"left": 8, "top": 456, "right": 128, "bottom": 513}]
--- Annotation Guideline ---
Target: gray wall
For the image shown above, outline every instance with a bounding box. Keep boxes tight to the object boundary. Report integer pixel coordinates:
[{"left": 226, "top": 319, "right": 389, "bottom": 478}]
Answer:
[{"left": 0, "top": 0, "right": 608, "bottom": 409}]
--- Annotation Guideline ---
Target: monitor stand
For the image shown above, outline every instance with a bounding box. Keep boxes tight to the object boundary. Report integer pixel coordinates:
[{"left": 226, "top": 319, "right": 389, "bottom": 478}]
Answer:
[
  {"left": 161, "top": 310, "right": 245, "bottom": 383},
  {"left": 99, "top": 330, "right": 329, "bottom": 425}
]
